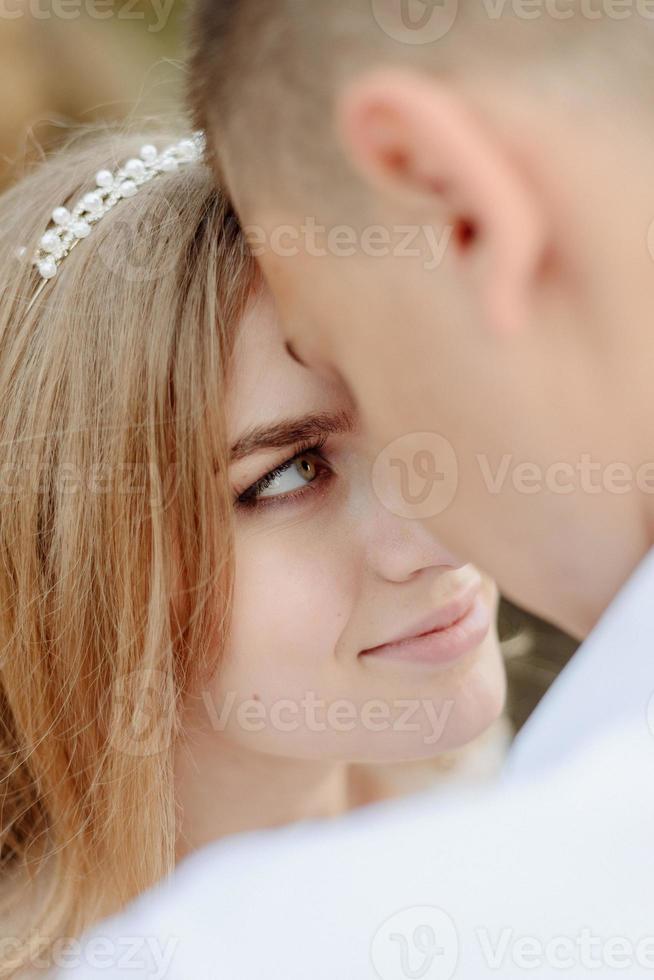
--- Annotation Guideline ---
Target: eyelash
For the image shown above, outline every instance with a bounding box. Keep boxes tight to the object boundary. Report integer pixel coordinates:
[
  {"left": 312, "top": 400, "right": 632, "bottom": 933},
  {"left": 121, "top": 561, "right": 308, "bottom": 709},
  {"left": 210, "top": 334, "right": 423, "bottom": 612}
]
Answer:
[{"left": 235, "top": 436, "right": 332, "bottom": 511}]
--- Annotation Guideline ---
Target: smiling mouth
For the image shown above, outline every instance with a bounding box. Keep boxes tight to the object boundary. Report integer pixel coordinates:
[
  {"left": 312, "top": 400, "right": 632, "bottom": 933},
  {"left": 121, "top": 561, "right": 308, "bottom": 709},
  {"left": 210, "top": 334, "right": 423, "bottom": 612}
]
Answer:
[
  {"left": 361, "top": 579, "right": 482, "bottom": 651},
  {"left": 358, "top": 581, "right": 491, "bottom": 668}
]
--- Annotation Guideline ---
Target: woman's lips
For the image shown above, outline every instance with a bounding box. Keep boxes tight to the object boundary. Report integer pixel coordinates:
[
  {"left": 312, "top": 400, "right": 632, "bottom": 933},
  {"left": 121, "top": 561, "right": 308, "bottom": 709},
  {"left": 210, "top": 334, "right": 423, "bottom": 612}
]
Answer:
[{"left": 359, "top": 583, "right": 491, "bottom": 668}]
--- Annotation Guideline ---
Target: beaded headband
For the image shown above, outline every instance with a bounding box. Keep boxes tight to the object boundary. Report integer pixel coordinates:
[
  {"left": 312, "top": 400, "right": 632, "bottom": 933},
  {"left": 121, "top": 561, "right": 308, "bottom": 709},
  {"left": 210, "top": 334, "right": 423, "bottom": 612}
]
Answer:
[{"left": 23, "top": 131, "right": 206, "bottom": 313}]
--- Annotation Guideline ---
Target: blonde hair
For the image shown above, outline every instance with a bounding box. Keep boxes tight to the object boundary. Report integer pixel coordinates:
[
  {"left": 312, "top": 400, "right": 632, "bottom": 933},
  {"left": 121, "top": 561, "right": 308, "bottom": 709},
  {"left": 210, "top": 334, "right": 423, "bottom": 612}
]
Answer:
[
  {"left": 0, "top": 128, "right": 257, "bottom": 975},
  {"left": 189, "top": 0, "right": 654, "bottom": 211}
]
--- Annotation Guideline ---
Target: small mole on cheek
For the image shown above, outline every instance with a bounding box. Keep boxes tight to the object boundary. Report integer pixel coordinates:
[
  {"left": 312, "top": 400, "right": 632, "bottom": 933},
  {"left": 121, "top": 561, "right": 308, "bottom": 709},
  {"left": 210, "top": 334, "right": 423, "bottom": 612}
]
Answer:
[{"left": 252, "top": 693, "right": 261, "bottom": 702}]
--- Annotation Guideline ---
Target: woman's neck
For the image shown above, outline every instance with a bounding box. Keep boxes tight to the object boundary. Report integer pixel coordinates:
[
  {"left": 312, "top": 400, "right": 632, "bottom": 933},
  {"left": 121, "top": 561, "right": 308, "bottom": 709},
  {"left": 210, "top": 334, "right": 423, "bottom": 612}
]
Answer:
[
  {"left": 174, "top": 735, "right": 351, "bottom": 862},
  {"left": 173, "top": 716, "right": 512, "bottom": 864}
]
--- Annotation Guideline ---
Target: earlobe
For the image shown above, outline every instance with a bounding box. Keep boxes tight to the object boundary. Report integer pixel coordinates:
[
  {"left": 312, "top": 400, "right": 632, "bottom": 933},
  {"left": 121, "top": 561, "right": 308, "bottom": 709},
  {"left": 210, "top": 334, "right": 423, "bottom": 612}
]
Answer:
[{"left": 335, "top": 68, "right": 547, "bottom": 336}]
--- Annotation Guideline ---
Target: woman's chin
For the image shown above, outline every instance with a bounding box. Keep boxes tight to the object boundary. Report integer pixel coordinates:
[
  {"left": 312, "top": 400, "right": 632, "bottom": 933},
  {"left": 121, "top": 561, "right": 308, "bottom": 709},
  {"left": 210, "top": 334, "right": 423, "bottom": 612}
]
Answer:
[
  {"left": 334, "top": 675, "right": 508, "bottom": 766},
  {"left": 376, "top": 649, "right": 508, "bottom": 764}
]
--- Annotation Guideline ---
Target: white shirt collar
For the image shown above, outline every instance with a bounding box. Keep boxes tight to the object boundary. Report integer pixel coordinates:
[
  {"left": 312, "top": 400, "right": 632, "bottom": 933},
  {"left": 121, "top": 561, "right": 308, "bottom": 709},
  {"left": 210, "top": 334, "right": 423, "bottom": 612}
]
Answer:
[{"left": 503, "top": 547, "right": 654, "bottom": 780}]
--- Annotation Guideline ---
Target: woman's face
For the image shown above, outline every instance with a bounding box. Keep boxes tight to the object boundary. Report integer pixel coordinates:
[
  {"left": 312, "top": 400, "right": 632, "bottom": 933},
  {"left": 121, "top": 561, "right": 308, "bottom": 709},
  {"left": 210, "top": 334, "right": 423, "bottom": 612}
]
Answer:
[{"left": 214, "top": 287, "right": 506, "bottom": 763}]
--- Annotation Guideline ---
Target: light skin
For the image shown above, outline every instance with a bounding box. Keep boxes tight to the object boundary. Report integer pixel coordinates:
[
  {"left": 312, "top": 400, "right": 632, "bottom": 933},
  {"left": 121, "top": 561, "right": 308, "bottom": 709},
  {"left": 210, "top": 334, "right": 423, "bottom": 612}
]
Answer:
[
  {"left": 216, "top": 66, "right": 654, "bottom": 642},
  {"left": 174, "top": 286, "right": 505, "bottom": 857}
]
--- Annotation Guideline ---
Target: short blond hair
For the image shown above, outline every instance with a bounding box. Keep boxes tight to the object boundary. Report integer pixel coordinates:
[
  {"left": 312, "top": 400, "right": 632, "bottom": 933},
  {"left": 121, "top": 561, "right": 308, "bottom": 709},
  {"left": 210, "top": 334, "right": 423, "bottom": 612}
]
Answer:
[{"left": 188, "top": 0, "right": 653, "bottom": 207}]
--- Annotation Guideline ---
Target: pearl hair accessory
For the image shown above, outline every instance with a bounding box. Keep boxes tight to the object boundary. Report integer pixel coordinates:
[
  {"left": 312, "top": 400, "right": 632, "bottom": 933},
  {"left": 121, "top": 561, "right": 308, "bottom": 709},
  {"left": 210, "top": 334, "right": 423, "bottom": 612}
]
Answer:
[{"left": 24, "top": 131, "right": 205, "bottom": 312}]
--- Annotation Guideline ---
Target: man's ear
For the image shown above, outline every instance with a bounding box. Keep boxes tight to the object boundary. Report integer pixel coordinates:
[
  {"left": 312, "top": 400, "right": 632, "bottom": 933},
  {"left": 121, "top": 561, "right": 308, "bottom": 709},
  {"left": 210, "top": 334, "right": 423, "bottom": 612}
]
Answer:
[{"left": 335, "top": 68, "right": 547, "bottom": 336}]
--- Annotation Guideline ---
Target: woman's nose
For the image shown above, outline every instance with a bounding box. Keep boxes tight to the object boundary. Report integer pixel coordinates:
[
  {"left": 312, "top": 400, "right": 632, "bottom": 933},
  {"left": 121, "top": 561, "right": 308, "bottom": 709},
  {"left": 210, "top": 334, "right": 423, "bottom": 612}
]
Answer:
[{"left": 363, "top": 494, "right": 466, "bottom": 583}]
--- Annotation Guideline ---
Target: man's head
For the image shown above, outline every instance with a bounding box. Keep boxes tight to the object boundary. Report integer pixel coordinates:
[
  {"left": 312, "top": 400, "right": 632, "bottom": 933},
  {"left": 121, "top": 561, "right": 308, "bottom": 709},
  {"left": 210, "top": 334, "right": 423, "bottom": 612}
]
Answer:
[{"left": 189, "top": 2, "right": 654, "bottom": 639}]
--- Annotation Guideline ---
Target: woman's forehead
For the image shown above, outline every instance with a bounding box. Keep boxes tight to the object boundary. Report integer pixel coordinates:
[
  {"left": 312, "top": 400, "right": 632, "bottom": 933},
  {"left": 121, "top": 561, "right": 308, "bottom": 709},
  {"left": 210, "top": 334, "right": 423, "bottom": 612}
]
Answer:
[{"left": 226, "top": 288, "right": 352, "bottom": 438}]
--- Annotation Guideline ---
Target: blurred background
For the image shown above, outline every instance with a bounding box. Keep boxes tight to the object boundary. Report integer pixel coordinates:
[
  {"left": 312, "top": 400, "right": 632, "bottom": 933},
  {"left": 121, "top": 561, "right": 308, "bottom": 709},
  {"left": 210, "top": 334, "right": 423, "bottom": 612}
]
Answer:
[
  {"left": 0, "top": 1, "right": 578, "bottom": 733},
  {"left": 0, "top": 0, "right": 186, "bottom": 190}
]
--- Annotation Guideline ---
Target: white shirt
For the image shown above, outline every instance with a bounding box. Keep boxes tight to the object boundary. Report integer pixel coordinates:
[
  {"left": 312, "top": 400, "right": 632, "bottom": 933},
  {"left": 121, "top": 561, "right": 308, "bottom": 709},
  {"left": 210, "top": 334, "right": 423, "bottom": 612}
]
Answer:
[
  {"left": 57, "top": 550, "right": 654, "bottom": 980},
  {"left": 505, "top": 545, "right": 654, "bottom": 780}
]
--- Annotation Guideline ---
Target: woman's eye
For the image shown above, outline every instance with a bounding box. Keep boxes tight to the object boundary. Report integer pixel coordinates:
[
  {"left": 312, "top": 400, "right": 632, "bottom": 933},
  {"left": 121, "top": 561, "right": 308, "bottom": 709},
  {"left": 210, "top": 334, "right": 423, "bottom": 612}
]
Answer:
[
  {"left": 256, "top": 454, "right": 319, "bottom": 499},
  {"left": 238, "top": 450, "right": 326, "bottom": 506}
]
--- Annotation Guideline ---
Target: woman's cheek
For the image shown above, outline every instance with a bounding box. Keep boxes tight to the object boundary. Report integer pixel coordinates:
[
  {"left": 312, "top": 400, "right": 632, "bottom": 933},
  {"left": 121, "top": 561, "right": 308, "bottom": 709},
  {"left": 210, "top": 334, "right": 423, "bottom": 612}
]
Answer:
[{"left": 219, "top": 530, "right": 355, "bottom": 726}]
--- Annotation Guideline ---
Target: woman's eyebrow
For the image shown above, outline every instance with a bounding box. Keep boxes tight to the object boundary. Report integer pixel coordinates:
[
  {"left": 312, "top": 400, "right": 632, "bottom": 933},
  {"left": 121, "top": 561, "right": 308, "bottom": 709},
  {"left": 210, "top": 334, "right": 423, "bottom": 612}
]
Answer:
[{"left": 230, "top": 410, "right": 355, "bottom": 462}]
